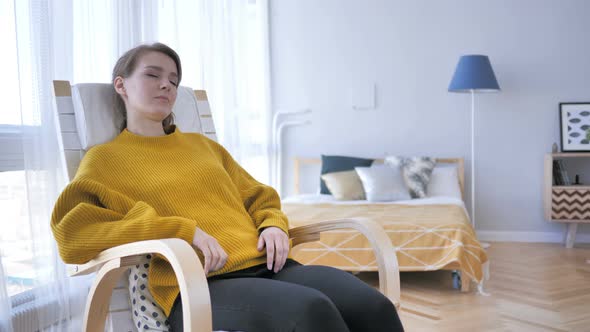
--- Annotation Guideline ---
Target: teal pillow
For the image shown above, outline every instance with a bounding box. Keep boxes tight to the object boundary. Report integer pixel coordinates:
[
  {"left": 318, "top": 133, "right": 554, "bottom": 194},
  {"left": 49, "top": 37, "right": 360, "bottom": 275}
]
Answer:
[{"left": 320, "top": 155, "right": 374, "bottom": 194}]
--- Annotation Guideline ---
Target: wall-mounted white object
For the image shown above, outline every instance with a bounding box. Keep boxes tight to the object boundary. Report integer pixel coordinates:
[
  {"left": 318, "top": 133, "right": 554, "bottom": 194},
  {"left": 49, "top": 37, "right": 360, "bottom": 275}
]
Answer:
[
  {"left": 276, "top": 120, "right": 311, "bottom": 196},
  {"left": 351, "top": 83, "right": 376, "bottom": 110},
  {"left": 271, "top": 109, "right": 311, "bottom": 150},
  {"left": 271, "top": 109, "right": 312, "bottom": 194}
]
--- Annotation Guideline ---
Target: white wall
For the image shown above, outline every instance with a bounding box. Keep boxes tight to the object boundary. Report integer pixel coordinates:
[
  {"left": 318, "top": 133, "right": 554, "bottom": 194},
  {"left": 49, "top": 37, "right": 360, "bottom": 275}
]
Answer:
[{"left": 269, "top": 0, "right": 590, "bottom": 239}]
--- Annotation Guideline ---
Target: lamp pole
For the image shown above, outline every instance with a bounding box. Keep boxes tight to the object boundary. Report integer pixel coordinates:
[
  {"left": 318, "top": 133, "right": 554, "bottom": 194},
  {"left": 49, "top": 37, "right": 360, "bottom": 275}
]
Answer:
[
  {"left": 448, "top": 54, "right": 500, "bottom": 239},
  {"left": 471, "top": 90, "right": 476, "bottom": 229}
]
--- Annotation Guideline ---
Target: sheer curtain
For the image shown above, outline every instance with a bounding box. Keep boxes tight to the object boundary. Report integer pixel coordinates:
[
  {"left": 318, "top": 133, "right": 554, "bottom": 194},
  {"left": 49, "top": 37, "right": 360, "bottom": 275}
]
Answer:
[
  {"left": 65, "top": 0, "right": 272, "bottom": 184},
  {"left": 153, "top": 0, "right": 273, "bottom": 184},
  {"left": 0, "top": 256, "right": 13, "bottom": 331},
  {"left": 0, "top": 0, "right": 272, "bottom": 330},
  {"left": 0, "top": 0, "right": 90, "bottom": 331}
]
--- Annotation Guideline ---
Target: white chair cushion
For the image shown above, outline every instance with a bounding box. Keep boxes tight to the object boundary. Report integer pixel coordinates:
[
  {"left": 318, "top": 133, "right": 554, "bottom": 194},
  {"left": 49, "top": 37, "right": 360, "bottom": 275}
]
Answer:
[{"left": 72, "top": 83, "right": 202, "bottom": 150}]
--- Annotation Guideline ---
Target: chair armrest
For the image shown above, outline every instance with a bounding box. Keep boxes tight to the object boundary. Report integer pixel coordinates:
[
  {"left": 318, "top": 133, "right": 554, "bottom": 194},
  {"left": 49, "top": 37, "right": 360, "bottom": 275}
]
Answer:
[
  {"left": 289, "top": 218, "right": 401, "bottom": 308},
  {"left": 73, "top": 238, "right": 212, "bottom": 332}
]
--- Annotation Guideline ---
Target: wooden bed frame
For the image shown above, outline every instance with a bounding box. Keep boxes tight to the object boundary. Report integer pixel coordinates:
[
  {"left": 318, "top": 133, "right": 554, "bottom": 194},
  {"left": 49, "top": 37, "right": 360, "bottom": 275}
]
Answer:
[{"left": 290, "top": 157, "right": 472, "bottom": 292}]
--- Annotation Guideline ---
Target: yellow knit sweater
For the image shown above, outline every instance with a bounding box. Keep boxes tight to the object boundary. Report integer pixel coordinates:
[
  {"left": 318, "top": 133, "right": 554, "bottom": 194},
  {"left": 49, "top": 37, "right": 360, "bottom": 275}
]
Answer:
[{"left": 51, "top": 126, "right": 289, "bottom": 316}]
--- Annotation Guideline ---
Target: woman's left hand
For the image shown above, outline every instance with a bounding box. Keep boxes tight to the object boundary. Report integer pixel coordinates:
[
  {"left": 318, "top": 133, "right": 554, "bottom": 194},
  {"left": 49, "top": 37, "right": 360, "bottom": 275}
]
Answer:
[{"left": 257, "top": 227, "right": 289, "bottom": 273}]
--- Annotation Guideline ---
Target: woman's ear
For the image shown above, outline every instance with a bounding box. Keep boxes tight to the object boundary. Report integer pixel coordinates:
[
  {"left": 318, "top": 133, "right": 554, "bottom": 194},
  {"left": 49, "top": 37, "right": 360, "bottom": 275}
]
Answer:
[{"left": 113, "top": 76, "right": 127, "bottom": 97}]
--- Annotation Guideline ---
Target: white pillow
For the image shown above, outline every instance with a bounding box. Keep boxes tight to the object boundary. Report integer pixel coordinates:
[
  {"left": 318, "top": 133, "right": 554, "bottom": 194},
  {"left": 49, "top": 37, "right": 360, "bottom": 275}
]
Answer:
[
  {"left": 426, "top": 165, "right": 462, "bottom": 199},
  {"left": 355, "top": 165, "right": 411, "bottom": 202}
]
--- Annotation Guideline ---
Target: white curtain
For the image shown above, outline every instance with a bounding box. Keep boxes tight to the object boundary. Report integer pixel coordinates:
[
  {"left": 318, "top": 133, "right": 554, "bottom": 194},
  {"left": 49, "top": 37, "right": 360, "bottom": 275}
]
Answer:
[
  {"left": 64, "top": 0, "right": 273, "bottom": 184},
  {"left": 0, "top": 0, "right": 272, "bottom": 330},
  {"left": 1, "top": 0, "right": 91, "bottom": 331},
  {"left": 154, "top": 0, "right": 273, "bottom": 184},
  {"left": 0, "top": 257, "right": 13, "bottom": 332}
]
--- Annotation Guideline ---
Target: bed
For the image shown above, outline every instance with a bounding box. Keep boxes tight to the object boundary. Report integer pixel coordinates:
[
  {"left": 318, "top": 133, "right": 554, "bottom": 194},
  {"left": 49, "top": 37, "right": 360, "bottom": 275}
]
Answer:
[{"left": 282, "top": 157, "right": 489, "bottom": 292}]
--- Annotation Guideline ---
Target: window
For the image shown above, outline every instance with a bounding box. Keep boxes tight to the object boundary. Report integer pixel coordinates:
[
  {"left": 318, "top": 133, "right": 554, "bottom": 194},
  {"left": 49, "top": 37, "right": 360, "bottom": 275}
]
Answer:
[
  {"left": 0, "top": 0, "right": 24, "bottom": 171},
  {"left": 0, "top": 171, "right": 32, "bottom": 297},
  {"left": 0, "top": 0, "right": 34, "bottom": 297},
  {"left": 0, "top": 0, "right": 22, "bottom": 126}
]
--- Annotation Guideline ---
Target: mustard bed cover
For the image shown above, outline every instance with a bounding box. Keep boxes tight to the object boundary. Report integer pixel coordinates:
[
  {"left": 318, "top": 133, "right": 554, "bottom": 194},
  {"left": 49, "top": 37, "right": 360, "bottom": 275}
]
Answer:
[{"left": 284, "top": 203, "right": 488, "bottom": 283}]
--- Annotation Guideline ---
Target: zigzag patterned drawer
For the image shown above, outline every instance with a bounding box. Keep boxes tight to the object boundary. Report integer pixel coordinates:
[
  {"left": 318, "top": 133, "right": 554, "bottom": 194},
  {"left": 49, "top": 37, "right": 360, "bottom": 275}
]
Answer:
[{"left": 552, "top": 188, "right": 590, "bottom": 220}]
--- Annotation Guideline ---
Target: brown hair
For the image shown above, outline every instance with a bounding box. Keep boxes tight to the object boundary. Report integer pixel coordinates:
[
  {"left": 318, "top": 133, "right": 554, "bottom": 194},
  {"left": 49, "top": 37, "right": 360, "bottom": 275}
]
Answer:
[{"left": 112, "top": 42, "right": 182, "bottom": 132}]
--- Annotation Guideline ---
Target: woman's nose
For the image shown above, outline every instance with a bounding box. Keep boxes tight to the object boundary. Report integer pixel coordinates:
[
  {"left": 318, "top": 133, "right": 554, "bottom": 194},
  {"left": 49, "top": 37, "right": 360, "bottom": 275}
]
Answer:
[{"left": 160, "top": 80, "right": 171, "bottom": 90}]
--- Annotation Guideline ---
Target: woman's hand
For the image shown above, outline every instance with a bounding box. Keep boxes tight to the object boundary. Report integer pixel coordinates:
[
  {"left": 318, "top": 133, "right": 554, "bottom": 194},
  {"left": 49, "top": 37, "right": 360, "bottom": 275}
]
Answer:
[
  {"left": 257, "top": 227, "right": 289, "bottom": 273},
  {"left": 192, "top": 227, "right": 228, "bottom": 274}
]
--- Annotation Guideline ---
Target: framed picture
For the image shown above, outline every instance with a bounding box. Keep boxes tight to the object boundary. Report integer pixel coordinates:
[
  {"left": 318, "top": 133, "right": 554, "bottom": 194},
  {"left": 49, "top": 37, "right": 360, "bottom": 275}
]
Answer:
[{"left": 559, "top": 102, "right": 590, "bottom": 152}]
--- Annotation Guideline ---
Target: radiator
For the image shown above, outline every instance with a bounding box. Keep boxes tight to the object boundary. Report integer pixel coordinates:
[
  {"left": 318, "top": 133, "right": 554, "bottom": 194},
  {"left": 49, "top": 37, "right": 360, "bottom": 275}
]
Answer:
[
  {"left": 10, "top": 284, "right": 83, "bottom": 332},
  {"left": 9, "top": 274, "right": 129, "bottom": 332},
  {"left": 11, "top": 295, "right": 61, "bottom": 331}
]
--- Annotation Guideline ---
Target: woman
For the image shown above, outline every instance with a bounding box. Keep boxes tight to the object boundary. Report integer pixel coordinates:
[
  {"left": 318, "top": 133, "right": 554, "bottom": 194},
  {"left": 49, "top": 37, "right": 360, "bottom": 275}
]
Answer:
[{"left": 51, "top": 42, "right": 404, "bottom": 332}]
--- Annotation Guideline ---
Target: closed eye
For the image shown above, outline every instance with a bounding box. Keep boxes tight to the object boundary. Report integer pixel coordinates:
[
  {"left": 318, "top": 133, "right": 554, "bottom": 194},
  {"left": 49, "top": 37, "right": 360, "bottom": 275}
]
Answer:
[{"left": 145, "top": 73, "right": 177, "bottom": 87}]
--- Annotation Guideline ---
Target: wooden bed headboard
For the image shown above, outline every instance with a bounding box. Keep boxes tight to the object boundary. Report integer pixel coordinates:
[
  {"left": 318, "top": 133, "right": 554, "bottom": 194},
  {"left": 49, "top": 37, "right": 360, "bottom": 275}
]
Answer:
[{"left": 293, "top": 157, "right": 465, "bottom": 199}]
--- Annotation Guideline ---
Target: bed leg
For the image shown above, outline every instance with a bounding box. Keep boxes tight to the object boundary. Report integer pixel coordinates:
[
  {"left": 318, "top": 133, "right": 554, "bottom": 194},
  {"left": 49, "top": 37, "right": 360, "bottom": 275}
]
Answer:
[
  {"left": 460, "top": 271, "right": 471, "bottom": 292},
  {"left": 451, "top": 270, "right": 460, "bottom": 289}
]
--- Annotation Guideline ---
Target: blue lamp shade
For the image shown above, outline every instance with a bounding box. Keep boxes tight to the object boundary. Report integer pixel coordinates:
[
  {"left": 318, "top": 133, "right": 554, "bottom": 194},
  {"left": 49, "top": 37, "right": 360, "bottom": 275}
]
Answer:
[{"left": 448, "top": 55, "right": 500, "bottom": 92}]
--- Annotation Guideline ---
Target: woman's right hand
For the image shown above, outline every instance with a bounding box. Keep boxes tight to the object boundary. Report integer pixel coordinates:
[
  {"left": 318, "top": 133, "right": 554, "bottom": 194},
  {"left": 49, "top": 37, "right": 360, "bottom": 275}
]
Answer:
[{"left": 192, "top": 227, "right": 228, "bottom": 274}]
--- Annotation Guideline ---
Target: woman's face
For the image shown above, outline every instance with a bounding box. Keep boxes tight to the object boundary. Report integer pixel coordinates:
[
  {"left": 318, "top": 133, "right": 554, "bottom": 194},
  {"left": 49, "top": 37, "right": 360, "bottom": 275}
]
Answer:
[{"left": 116, "top": 51, "right": 179, "bottom": 124}]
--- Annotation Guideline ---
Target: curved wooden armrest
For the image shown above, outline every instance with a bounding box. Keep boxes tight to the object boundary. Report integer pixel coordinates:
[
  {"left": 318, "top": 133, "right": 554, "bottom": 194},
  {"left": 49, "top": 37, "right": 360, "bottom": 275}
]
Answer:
[
  {"left": 73, "top": 238, "right": 211, "bottom": 332},
  {"left": 289, "top": 218, "right": 401, "bottom": 308}
]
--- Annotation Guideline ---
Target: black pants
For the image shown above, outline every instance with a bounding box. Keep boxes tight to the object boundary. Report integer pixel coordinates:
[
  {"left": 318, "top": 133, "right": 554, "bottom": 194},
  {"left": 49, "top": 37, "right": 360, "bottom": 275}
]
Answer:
[{"left": 168, "top": 259, "right": 404, "bottom": 332}]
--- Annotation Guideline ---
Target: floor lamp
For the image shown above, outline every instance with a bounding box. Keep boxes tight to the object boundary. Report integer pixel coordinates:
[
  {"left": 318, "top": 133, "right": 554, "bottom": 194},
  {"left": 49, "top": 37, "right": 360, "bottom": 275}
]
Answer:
[{"left": 448, "top": 55, "right": 500, "bottom": 235}]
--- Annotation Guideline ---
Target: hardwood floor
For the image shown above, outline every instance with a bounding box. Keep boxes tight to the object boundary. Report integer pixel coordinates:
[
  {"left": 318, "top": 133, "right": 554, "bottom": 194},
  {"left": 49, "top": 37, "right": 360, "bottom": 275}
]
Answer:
[{"left": 358, "top": 242, "right": 590, "bottom": 331}]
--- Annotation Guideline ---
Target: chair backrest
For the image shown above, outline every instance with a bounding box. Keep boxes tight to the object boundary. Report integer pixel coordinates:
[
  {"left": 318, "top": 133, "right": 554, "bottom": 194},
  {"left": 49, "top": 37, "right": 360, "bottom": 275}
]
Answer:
[
  {"left": 52, "top": 81, "right": 217, "bottom": 181},
  {"left": 52, "top": 80, "right": 217, "bottom": 331}
]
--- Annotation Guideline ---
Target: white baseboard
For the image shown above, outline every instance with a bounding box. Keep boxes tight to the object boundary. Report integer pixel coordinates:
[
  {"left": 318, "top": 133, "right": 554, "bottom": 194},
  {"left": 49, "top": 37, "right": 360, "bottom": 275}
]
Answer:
[{"left": 477, "top": 231, "right": 590, "bottom": 244}]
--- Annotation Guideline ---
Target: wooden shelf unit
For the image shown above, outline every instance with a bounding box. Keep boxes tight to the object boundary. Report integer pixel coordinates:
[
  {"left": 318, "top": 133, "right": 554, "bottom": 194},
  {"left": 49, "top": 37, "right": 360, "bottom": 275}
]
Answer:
[{"left": 544, "top": 153, "right": 590, "bottom": 248}]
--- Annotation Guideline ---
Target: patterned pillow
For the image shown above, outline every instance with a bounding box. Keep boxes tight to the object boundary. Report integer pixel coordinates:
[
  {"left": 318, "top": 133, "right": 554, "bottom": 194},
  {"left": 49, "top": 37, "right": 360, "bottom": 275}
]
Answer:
[
  {"left": 128, "top": 255, "right": 170, "bottom": 331},
  {"left": 321, "top": 170, "right": 366, "bottom": 200},
  {"left": 385, "top": 156, "right": 436, "bottom": 198}
]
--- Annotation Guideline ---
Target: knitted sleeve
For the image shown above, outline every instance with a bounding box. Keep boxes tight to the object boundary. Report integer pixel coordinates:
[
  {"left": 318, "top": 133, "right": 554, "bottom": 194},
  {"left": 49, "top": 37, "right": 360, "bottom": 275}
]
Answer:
[
  {"left": 213, "top": 143, "right": 289, "bottom": 235},
  {"left": 51, "top": 177, "right": 197, "bottom": 264}
]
